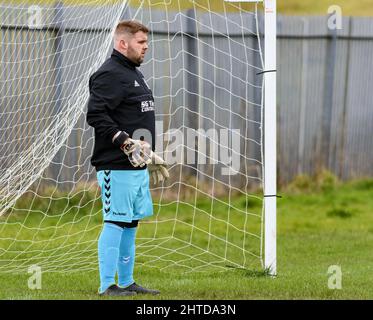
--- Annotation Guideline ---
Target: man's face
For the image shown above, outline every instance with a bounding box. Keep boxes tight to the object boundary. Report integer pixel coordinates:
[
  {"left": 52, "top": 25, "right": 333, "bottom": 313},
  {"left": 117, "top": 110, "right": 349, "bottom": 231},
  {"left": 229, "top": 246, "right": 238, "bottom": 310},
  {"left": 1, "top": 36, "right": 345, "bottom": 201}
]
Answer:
[{"left": 125, "top": 31, "right": 148, "bottom": 65}]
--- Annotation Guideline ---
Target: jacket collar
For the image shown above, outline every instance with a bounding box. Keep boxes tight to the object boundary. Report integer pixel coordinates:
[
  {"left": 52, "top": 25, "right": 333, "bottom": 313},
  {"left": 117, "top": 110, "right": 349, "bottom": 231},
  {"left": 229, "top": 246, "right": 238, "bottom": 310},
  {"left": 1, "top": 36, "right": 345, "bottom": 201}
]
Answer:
[{"left": 111, "top": 49, "right": 140, "bottom": 69}]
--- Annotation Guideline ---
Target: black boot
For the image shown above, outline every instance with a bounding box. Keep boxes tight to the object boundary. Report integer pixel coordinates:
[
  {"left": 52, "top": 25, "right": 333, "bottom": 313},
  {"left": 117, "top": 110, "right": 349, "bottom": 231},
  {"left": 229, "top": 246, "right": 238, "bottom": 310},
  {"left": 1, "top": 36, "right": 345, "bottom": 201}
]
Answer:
[
  {"left": 99, "top": 284, "right": 137, "bottom": 297},
  {"left": 123, "top": 282, "right": 160, "bottom": 295}
]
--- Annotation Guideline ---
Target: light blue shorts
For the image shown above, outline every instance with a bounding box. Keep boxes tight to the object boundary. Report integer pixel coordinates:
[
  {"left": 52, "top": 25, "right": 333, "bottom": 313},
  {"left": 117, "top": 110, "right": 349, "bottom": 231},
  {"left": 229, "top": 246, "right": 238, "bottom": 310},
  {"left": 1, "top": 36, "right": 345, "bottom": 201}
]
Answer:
[{"left": 97, "top": 169, "right": 153, "bottom": 223}]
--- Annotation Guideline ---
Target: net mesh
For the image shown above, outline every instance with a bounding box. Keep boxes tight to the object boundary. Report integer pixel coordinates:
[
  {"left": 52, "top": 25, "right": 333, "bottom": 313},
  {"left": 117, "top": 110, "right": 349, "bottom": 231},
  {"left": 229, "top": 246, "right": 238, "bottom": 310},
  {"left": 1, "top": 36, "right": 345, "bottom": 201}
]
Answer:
[{"left": 0, "top": 0, "right": 265, "bottom": 274}]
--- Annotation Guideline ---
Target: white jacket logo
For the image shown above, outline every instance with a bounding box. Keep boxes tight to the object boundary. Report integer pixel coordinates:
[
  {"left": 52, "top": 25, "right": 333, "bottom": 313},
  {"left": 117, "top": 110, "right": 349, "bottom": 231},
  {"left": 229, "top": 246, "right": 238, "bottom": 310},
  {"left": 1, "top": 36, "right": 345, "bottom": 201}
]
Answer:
[{"left": 141, "top": 100, "right": 155, "bottom": 112}]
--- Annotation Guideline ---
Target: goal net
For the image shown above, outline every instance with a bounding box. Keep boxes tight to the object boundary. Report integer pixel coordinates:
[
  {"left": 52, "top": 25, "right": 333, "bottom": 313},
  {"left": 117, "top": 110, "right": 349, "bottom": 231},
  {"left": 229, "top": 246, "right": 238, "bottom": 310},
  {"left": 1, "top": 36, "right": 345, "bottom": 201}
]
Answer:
[{"left": 0, "top": 0, "right": 269, "bottom": 275}]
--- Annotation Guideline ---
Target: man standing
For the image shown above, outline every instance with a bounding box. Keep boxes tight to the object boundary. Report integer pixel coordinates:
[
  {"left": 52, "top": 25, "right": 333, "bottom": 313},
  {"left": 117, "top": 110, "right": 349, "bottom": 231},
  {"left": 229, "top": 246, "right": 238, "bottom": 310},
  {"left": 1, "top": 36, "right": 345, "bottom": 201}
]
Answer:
[{"left": 87, "top": 20, "right": 169, "bottom": 296}]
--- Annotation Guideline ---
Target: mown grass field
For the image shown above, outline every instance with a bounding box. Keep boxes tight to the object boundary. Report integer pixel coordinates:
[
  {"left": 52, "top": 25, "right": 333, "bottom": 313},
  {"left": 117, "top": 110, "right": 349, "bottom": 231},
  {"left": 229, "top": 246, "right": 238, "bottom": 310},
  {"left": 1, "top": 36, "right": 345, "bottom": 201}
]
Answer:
[
  {"left": 0, "top": 175, "right": 372, "bottom": 300},
  {"left": 6, "top": 0, "right": 373, "bottom": 16}
]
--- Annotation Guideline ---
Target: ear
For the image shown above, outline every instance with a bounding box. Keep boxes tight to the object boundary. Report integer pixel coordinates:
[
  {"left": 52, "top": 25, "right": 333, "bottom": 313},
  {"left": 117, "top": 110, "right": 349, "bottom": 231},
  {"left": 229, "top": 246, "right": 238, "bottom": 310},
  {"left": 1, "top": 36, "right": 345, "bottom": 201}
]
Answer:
[{"left": 120, "top": 39, "right": 128, "bottom": 51}]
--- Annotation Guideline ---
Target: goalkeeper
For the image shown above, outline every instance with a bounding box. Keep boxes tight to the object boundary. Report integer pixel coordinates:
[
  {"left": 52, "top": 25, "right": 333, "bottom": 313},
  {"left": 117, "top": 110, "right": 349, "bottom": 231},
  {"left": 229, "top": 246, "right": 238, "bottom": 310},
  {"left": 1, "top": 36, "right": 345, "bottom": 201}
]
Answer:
[{"left": 86, "top": 20, "right": 169, "bottom": 296}]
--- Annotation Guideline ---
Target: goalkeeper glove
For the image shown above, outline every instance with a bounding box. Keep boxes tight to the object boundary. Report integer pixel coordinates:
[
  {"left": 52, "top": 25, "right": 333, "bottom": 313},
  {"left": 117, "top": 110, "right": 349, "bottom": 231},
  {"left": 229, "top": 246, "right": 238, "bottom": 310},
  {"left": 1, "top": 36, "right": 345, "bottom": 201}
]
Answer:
[
  {"left": 128, "top": 140, "right": 152, "bottom": 168},
  {"left": 112, "top": 131, "right": 151, "bottom": 168},
  {"left": 148, "top": 153, "right": 169, "bottom": 185}
]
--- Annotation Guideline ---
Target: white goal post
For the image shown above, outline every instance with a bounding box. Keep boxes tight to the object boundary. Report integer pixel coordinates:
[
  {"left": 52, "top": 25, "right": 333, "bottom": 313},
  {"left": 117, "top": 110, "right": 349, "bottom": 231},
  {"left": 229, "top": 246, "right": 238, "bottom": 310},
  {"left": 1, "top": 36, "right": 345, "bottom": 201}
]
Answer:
[{"left": 225, "top": 0, "right": 277, "bottom": 276}]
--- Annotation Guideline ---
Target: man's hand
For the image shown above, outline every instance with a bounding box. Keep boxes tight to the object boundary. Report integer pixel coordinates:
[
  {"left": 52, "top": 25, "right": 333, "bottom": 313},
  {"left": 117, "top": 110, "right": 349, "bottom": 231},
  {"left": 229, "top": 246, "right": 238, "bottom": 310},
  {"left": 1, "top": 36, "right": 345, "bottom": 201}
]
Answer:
[
  {"left": 120, "top": 138, "right": 141, "bottom": 156},
  {"left": 148, "top": 153, "right": 169, "bottom": 185}
]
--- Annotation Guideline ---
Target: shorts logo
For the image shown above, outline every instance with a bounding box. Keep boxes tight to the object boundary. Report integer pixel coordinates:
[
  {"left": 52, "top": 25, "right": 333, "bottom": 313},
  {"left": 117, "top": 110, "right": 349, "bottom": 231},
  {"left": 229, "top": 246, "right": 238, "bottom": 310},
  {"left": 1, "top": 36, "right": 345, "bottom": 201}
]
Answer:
[
  {"left": 141, "top": 100, "right": 155, "bottom": 112},
  {"left": 134, "top": 80, "right": 140, "bottom": 87},
  {"left": 113, "top": 212, "right": 127, "bottom": 216},
  {"left": 103, "top": 170, "right": 111, "bottom": 215}
]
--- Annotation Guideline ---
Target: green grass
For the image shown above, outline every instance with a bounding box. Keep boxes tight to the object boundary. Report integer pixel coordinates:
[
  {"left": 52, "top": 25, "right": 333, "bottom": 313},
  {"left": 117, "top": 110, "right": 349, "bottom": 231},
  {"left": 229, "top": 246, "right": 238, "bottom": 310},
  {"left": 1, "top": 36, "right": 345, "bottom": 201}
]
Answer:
[
  {"left": 277, "top": 0, "right": 373, "bottom": 16},
  {"left": 0, "top": 177, "right": 372, "bottom": 299},
  {"left": 6, "top": 0, "right": 373, "bottom": 16}
]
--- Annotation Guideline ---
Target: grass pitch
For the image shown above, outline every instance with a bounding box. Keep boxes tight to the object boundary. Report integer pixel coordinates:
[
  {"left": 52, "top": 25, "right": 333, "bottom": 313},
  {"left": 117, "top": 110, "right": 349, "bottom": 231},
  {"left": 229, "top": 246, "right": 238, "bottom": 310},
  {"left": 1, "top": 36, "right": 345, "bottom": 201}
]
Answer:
[
  {"left": 0, "top": 176, "right": 372, "bottom": 300},
  {"left": 5, "top": 0, "right": 373, "bottom": 16}
]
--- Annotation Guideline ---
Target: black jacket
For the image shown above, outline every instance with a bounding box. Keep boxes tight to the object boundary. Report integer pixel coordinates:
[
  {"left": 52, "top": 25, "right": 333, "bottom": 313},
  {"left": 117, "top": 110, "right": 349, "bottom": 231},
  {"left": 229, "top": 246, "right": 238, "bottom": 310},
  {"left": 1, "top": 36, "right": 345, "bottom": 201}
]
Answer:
[{"left": 86, "top": 49, "right": 155, "bottom": 171}]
